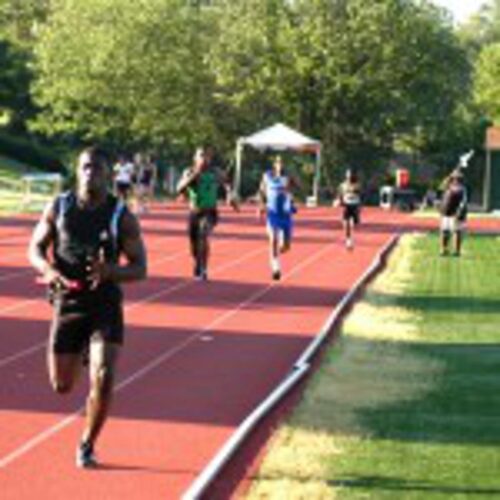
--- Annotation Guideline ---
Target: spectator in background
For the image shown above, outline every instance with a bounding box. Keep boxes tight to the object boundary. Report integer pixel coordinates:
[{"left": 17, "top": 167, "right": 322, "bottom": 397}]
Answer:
[
  {"left": 113, "top": 155, "right": 136, "bottom": 204},
  {"left": 439, "top": 169, "right": 468, "bottom": 257},
  {"left": 136, "top": 154, "right": 157, "bottom": 213}
]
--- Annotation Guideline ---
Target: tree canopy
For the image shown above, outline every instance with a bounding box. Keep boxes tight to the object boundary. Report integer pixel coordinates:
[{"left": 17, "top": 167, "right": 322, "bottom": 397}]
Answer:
[{"left": 0, "top": 0, "right": 491, "bottom": 183}]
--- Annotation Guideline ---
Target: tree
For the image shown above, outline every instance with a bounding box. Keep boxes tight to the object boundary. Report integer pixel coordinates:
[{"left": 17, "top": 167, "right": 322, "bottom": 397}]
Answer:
[
  {"left": 0, "top": 38, "right": 33, "bottom": 131},
  {"left": 474, "top": 43, "right": 500, "bottom": 122},
  {"left": 0, "top": 0, "right": 51, "bottom": 48},
  {"left": 32, "top": 0, "right": 216, "bottom": 150},
  {"left": 208, "top": 1, "right": 469, "bottom": 167},
  {"left": 30, "top": 0, "right": 472, "bottom": 184}
]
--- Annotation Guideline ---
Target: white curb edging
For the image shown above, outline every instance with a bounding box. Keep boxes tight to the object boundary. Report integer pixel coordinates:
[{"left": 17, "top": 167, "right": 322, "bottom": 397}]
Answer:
[{"left": 182, "top": 234, "right": 400, "bottom": 500}]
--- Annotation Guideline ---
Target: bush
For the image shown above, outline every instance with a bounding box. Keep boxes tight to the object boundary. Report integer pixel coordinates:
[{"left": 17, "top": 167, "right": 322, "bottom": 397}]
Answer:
[{"left": 0, "top": 130, "right": 66, "bottom": 173}]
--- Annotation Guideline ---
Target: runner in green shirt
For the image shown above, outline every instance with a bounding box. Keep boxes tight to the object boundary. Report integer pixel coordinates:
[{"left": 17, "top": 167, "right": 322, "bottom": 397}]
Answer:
[{"left": 177, "top": 146, "right": 237, "bottom": 280}]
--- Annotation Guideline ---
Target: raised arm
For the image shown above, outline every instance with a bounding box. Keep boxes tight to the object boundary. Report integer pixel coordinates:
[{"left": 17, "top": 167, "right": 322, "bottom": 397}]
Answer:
[{"left": 176, "top": 167, "right": 199, "bottom": 196}]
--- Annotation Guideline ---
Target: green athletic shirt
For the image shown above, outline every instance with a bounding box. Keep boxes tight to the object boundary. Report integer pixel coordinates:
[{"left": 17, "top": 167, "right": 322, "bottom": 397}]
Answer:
[{"left": 187, "top": 170, "right": 218, "bottom": 210}]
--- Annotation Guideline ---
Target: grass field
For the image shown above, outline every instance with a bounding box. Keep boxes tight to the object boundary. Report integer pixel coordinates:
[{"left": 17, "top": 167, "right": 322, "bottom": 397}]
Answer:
[{"left": 247, "top": 233, "right": 500, "bottom": 499}]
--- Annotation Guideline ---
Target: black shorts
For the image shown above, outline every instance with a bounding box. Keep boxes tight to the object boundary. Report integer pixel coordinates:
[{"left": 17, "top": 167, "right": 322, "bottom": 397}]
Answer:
[
  {"left": 188, "top": 209, "right": 218, "bottom": 245},
  {"left": 49, "top": 288, "right": 124, "bottom": 355},
  {"left": 116, "top": 181, "right": 132, "bottom": 195},
  {"left": 343, "top": 204, "right": 360, "bottom": 224}
]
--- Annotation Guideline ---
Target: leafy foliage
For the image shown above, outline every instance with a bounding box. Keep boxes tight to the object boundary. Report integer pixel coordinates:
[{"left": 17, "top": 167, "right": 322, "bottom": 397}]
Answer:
[{"left": 0, "top": 0, "right": 484, "bottom": 183}]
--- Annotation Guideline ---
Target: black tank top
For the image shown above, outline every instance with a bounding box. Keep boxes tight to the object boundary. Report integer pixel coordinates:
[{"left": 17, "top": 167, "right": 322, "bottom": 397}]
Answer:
[
  {"left": 53, "top": 191, "right": 125, "bottom": 291},
  {"left": 139, "top": 165, "right": 154, "bottom": 185},
  {"left": 441, "top": 184, "right": 466, "bottom": 217}
]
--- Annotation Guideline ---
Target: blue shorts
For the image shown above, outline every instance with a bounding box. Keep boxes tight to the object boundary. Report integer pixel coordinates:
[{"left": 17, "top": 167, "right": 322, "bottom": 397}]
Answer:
[{"left": 267, "top": 211, "right": 293, "bottom": 241}]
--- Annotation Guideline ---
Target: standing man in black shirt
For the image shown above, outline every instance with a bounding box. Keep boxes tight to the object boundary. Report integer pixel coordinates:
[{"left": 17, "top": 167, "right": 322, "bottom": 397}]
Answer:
[
  {"left": 439, "top": 169, "right": 468, "bottom": 256},
  {"left": 28, "top": 146, "right": 147, "bottom": 468}
]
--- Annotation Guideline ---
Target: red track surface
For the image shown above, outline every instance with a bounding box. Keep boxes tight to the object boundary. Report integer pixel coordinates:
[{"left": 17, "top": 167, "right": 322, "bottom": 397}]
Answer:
[{"left": 0, "top": 204, "right": 498, "bottom": 499}]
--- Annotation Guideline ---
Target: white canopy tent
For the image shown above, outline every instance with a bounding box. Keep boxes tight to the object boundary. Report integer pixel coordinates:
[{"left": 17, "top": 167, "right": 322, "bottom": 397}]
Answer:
[{"left": 234, "top": 123, "right": 322, "bottom": 204}]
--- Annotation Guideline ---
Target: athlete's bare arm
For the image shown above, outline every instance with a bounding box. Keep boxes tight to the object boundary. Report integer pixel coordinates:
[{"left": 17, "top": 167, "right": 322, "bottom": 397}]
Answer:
[
  {"left": 256, "top": 175, "right": 267, "bottom": 218},
  {"left": 176, "top": 168, "right": 199, "bottom": 195},
  {"left": 28, "top": 201, "right": 71, "bottom": 286}
]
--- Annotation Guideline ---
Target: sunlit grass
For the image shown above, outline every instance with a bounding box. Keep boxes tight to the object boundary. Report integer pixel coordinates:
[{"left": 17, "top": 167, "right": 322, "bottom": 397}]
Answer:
[{"left": 247, "top": 233, "right": 500, "bottom": 499}]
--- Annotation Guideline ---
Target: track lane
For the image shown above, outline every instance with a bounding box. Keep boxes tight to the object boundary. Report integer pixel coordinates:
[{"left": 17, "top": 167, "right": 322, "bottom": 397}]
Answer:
[{"left": 0, "top": 205, "right": 429, "bottom": 499}]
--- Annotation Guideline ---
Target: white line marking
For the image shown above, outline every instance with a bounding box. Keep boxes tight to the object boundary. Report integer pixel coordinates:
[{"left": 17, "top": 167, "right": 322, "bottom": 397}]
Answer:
[
  {"left": 183, "top": 234, "right": 399, "bottom": 500},
  {"left": 0, "top": 240, "right": 333, "bottom": 469},
  {"left": 0, "top": 298, "right": 41, "bottom": 315},
  {"left": 0, "top": 245, "right": 266, "bottom": 368},
  {"left": 0, "top": 269, "right": 36, "bottom": 283},
  {"left": 0, "top": 343, "right": 48, "bottom": 369}
]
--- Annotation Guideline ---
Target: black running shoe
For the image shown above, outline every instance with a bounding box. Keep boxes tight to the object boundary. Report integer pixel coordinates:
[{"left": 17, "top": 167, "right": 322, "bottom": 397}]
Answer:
[
  {"left": 193, "top": 262, "right": 201, "bottom": 279},
  {"left": 76, "top": 441, "right": 98, "bottom": 469},
  {"left": 272, "top": 270, "right": 281, "bottom": 281}
]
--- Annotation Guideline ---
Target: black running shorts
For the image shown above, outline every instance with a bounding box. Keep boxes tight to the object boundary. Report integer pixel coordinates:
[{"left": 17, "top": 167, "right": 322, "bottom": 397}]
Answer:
[
  {"left": 188, "top": 208, "right": 218, "bottom": 246},
  {"left": 343, "top": 204, "right": 360, "bottom": 225},
  {"left": 49, "top": 288, "right": 124, "bottom": 354}
]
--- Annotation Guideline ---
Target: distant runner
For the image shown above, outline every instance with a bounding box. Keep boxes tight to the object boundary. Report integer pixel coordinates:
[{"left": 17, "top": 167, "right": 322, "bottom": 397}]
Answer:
[
  {"left": 258, "top": 155, "right": 299, "bottom": 280},
  {"left": 176, "top": 145, "right": 237, "bottom": 280},
  {"left": 113, "top": 155, "right": 136, "bottom": 203},
  {"left": 334, "top": 169, "right": 362, "bottom": 250}
]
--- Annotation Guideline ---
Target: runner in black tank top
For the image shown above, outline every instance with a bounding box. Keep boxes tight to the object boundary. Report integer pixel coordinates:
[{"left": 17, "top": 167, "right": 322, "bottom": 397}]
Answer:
[{"left": 29, "top": 147, "right": 147, "bottom": 468}]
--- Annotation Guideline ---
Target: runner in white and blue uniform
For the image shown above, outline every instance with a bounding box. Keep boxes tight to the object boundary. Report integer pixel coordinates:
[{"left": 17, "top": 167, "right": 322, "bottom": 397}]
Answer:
[{"left": 258, "top": 156, "right": 298, "bottom": 280}]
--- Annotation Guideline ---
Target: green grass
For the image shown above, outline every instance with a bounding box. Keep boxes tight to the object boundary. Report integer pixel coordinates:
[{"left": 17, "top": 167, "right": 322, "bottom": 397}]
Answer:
[{"left": 247, "top": 233, "right": 500, "bottom": 500}]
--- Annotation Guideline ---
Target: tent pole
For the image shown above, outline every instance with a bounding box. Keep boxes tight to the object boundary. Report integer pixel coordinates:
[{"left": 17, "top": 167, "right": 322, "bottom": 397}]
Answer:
[
  {"left": 234, "top": 140, "right": 243, "bottom": 199},
  {"left": 312, "top": 148, "right": 321, "bottom": 203}
]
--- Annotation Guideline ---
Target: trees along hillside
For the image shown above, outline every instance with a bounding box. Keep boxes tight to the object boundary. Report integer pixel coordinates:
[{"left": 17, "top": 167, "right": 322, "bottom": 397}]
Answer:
[
  {"left": 29, "top": 0, "right": 474, "bottom": 185},
  {"left": 33, "top": 0, "right": 216, "bottom": 150},
  {"left": 208, "top": 0, "right": 469, "bottom": 183}
]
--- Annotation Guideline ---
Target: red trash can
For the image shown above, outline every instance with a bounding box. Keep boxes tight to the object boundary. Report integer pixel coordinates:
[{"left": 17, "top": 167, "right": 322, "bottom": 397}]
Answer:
[{"left": 396, "top": 168, "right": 410, "bottom": 188}]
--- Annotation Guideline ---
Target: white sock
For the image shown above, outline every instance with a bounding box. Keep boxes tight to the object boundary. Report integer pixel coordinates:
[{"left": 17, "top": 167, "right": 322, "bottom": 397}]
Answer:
[{"left": 271, "top": 257, "right": 280, "bottom": 273}]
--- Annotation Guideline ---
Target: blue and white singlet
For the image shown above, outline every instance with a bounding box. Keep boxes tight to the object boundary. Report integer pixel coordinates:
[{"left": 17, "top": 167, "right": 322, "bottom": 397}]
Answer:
[{"left": 265, "top": 171, "right": 292, "bottom": 217}]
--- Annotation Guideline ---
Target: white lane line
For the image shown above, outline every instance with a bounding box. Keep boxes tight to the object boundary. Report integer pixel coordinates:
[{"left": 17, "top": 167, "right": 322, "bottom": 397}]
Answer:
[
  {"left": 0, "top": 235, "right": 32, "bottom": 246},
  {"left": 0, "top": 269, "right": 37, "bottom": 283},
  {"left": 0, "top": 343, "right": 48, "bottom": 370},
  {"left": 0, "top": 245, "right": 189, "bottom": 315},
  {"left": 0, "top": 240, "right": 333, "bottom": 469},
  {"left": 0, "top": 234, "right": 186, "bottom": 280},
  {"left": 182, "top": 234, "right": 399, "bottom": 500},
  {"left": 0, "top": 298, "right": 41, "bottom": 316},
  {"left": 0, "top": 245, "right": 266, "bottom": 368}
]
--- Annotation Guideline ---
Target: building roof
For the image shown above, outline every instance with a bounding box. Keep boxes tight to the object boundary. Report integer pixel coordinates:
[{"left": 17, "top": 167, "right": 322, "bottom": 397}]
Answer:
[{"left": 486, "top": 126, "right": 500, "bottom": 150}]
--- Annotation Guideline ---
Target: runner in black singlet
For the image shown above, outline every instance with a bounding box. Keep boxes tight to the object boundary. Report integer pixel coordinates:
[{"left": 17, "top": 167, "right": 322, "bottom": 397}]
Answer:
[{"left": 28, "top": 147, "right": 147, "bottom": 468}]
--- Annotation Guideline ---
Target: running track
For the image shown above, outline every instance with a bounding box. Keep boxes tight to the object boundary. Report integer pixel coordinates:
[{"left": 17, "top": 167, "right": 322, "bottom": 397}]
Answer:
[{"left": 0, "top": 204, "right": 498, "bottom": 499}]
